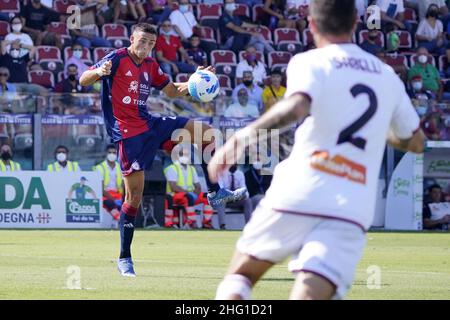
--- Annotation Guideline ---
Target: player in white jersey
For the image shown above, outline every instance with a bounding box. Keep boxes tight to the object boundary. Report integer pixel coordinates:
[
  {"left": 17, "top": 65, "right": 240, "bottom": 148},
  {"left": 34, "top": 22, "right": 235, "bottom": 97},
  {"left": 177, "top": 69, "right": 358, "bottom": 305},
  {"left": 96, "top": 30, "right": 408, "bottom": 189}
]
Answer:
[{"left": 208, "top": 0, "right": 426, "bottom": 300}]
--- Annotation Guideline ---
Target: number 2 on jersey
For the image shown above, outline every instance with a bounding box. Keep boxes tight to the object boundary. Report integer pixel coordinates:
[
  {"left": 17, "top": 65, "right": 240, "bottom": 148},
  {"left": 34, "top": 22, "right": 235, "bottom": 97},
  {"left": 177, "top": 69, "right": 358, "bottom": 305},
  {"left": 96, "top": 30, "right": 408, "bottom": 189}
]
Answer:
[{"left": 337, "top": 84, "right": 378, "bottom": 150}]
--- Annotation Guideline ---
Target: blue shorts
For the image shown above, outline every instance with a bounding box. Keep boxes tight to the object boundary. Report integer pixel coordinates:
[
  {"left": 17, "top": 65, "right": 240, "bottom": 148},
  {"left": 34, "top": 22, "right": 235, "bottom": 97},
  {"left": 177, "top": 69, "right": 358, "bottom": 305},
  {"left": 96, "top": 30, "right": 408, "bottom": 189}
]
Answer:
[{"left": 116, "top": 116, "right": 189, "bottom": 176}]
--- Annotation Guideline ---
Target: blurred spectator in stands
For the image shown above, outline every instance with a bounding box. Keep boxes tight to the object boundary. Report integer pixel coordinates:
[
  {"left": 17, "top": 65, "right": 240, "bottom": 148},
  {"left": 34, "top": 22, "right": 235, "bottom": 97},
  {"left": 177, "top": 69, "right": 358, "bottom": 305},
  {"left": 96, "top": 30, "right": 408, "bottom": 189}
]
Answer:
[
  {"left": 360, "top": 29, "right": 384, "bottom": 55},
  {"left": 164, "top": 145, "right": 214, "bottom": 229},
  {"left": 261, "top": 0, "right": 299, "bottom": 31},
  {"left": 119, "top": 0, "right": 147, "bottom": 22},
  {"left": 418, "top": 0, "right": 449, "bottom": 21},
  {"left": 69, "top": 0, "right": 111, "bottom": 49},
  {"left": 284, "top": 0, "right": 309, "bottom": 34},
  {"left": 416, "top": 4, "right": 448, "bottom": 55},
  {"left": 421, "top": 110, "right": 448, "bottom": 140},
  {"left": 262, "top": 69, "right": 285, "bottom": 112},
  {"left": 225, "top": 87, "right": 259, "bottom": 118},
  {"left": 0, "top": 67, "right": 17, "bottom": 95},
  {"left": 0, "top": 143, "right": 21, "bottom": 172},
  {"left": 423, "top": 184, "right": 450, "bottom": 230},
  {"left": 244, "top": 159, "right": 272, "bottom": 209},
  {"left": 64, "top": 43, "right": 90, "bottom": 79},
  {"left": 408, "top": 47, "right": 441, "bottom": 98},
  {"left": 216, "top": 165, "right": 252, "bottom": 229},
  {"left": 0, "top": 40, "right": 47, "bottom": 96},
  {"left": 376, "top": 50, "right": 408, "bottom": 83},
  {"left": 219, "top": 0, "right": 274, "bottom": 54},
  {"left": 4, "top": 16, "right": 34, "bottom": 58},
  {"left": 232, "top": 70, "right": 263, "bottom": 110},
  {"left": 155, "top": 20, "right": 196, "bottom": 78},
  {"left": 20, "top": 0, "right": 63, "bottom": 49},
  {"left": 377, "top": 0, "right": 411, "bottom": 32},
  {"left": 47, "top": 145, "right": 81, "bottom": 172},
  {"left": 186, "top": 36, "right": 208, "bottom": 68},
  {"left": 148, "top": 0, "right": 173, "bottom": 25},
  {"left": 235, "top": 45, "right": 267, "bottom": 86},
  {"left": 408, "top": 75, "right": 436, "bottom": 100},
  {"left": 0, "top": 66, "right": 19, "bottom": 113},
  {"left": 96, "top": 0, "right": 121, "bottom": 25},
  {"left": 94, "top": 144, "right": 124, "bottom": 228}
]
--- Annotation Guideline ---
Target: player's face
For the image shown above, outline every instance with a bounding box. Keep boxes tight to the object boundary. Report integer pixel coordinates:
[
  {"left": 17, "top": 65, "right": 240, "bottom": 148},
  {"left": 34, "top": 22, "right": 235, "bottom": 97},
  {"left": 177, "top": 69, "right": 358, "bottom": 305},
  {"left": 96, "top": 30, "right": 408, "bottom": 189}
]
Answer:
[{"left": 131, "top": 31, "right": 157, "bottom": 59}]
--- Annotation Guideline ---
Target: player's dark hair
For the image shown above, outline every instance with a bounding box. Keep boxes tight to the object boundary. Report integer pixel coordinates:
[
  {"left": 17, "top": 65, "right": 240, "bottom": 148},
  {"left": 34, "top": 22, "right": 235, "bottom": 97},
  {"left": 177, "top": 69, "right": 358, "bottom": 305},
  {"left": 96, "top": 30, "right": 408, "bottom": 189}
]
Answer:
[
  {"left": 105, "top": 144, "right": 115, "bottom": 151},
  {"left": 310, "top": 0, "right": 357, "bottom": 36},
  {"left": 55, "top": 145, "right": 68, "bottom": 154},
  {"left": 428, "top": 184, "right": 442, "bottom": 192},
  {"left": 132, "top": 23, "right": 157, "bottom": 35}
]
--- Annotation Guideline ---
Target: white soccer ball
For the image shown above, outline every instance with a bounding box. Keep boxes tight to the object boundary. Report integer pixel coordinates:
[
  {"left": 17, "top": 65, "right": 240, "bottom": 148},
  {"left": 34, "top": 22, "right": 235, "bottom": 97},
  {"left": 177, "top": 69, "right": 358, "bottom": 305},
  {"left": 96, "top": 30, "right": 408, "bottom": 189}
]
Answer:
[{"left": 188, "top": 70, "right": 220, "bottom": 103}]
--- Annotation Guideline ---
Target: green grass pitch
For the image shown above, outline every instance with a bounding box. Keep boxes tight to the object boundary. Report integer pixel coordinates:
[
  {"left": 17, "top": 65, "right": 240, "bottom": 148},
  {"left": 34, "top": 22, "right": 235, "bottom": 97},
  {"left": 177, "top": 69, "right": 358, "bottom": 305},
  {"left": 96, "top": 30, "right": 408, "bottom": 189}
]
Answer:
[{"left": 0, "top": 230, "right": 449, "bottom": 299}]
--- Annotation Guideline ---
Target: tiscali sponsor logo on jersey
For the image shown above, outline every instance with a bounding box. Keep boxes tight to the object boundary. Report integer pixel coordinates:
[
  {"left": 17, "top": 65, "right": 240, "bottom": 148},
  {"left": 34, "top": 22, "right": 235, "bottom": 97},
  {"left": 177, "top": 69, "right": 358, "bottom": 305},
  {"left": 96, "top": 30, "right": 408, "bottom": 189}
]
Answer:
[
  {"left": 310, "top": 151, "right": 367, "bottom": 185},
  {"left": 128, "top": 80, "right": 138, "bottom": 93}
]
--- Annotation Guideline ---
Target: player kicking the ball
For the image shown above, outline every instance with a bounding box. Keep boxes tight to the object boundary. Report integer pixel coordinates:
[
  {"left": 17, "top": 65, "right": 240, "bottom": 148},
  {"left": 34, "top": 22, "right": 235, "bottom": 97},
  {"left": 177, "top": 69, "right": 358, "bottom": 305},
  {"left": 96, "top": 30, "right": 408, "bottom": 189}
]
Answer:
[
  {"left": 80, "top": 23, "right": 247, "bottom": 277},
  {"left": 208, "top": 0, "right": 426, "bottom": 300}
]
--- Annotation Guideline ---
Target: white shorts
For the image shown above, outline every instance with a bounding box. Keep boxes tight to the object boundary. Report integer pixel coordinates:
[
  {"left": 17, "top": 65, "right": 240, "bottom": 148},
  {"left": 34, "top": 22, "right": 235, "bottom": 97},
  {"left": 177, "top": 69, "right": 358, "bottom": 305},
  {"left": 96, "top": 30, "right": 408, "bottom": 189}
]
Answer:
[{"left": 236, "top": 204, "right": 367, "bottom": 299}]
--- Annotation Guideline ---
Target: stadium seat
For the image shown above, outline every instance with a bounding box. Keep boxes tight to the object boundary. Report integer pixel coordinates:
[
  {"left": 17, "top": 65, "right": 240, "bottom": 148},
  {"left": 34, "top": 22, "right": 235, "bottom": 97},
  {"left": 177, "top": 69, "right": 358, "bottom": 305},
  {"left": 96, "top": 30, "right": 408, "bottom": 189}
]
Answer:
[
  {"left": 358, "top": 29, "right": 385, "bottom": 48},
  {"left": 215, "top": 63, "right": 237, "bottom": 80},
  {"left": 210, "top": 50, "right": 237, "bottom": 65},
  {"left": 438, "top": 55, "right": 447, "bottom": 72},
  {"left": 274, "top": 28, "right": 300, "bottom": 45},
  {"left": 277, "top": 42, "right": 302, "bottom": 54},
  {"left": 410, "top": 54, "right": 436, "bottom": 67},
  {"left": 194, "top": 26, "right": 215, "bottom": 43},
  {"left": 238, "top": 50, "right": 266, "bottom": 65},
  {"left": 64, "top": 46, "right": 92, "bottom": 63},
  {"left": 302, "top": 29, "right": 313, "bottom": 47},
  {"left": 36, "top": 46, "right": 61, "bottom": 61},
  {"left": 385, "top": 53, "right": 409, "bottom": 69},
  {"left": 196, "top": 3, "right": 222, "bottom": 20},
  {"left": 175, "top": 73, "right": 189, "bottom": 83},
  {"left": 268, "top": 51, "right": 292, "bottom": 68},
  {"left": 102, "top": 23, "right": 128, "bottom": 38},
  {"left": 54, "top": 0, "right": 76, "bottom": 13},
  {"left": 217, "top": 74, "right": 232, "bottom": 91},
  {"left": 252, "top": 4, "right": 265, "bottom": 22},
  {"left": 387, "top": 30, "right": 412, "bottom": 49},
  {"left": 74, "top": 125, "right": 103, "bottom": 149},
  {"left": 234, "top": 3, "right": 250, "bottom": 17},
  {"left": 93, "top": 47, "right": 114, "bottom": 62},
  {"left": 248, "top": 25, "right": 272, "bottom": 43},
  {"left": 39, "top": 59, "right": 64, "bottom": 75},
  {"left": 46, "top": 22, "right": 69, "bottom": 35},
  {"left": 28, "top": 70, "right": 55, "bottom": 88},
  {"left": 404, "top": 7, "right": 417, "bottom": 23},
  {"left": 108, "top": 37, "right": 131, "bottom": 49},
  {"left": 0, "top": 0, "right": 20, "bottom": 13},
  {"left": 57, "top": 71, "right": 64, "bottom": 83},
  {"left": 14, "top": 132, "right": 33, "bottom": 151},
  {"left": 0, "top": 21, "right": 10, "bottom": 38}
]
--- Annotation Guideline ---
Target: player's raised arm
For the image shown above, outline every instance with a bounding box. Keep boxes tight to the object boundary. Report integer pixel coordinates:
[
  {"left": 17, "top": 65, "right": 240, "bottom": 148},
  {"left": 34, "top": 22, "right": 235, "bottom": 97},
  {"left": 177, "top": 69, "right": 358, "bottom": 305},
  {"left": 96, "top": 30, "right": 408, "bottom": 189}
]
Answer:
[{"left": 79, "top": 60, "right": 112, "bottom": 87}]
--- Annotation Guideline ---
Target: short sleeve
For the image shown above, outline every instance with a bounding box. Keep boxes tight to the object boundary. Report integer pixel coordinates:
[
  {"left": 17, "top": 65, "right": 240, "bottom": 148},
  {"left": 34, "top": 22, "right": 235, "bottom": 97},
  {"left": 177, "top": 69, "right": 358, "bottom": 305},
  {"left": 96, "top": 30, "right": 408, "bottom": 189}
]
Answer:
[
  {"left": 284, "top": 53, "right": 323, "bottom": 102},
  {"left": 376, "top": 0, "right": 388, "bottom": 12},
  {"left": 89, "top": 50, "right": 119, "bottom": 80},
  {"left": 150, "top": 60, "right": 170, "bottom": 90},
  {"left": 390, "top": 87, "right": 421, "bottom": 140}
]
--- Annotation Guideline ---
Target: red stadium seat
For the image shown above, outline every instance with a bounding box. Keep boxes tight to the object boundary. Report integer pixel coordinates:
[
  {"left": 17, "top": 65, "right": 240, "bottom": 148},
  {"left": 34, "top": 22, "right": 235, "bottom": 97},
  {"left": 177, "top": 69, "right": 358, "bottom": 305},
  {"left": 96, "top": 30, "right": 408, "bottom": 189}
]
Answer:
[
  {"left": 108, "top": 36, "right": 131, "bottom": 49},
  {"left": 268, "top": 51, "right": 292, "bottom": 68},
  {"left": 252, "top": 4, "right": 266, "bottom": 23},
  {"left": 410, "top": 54, "right": 436, "bottom": 67},
  {"left": 102, "top": 23, "right": 128, "bottom": 38},
  {"left": 210, "top": 50, "right": 237, "bottom": 65},
  {"left": 387, "top": 30, "right": 412, "bottom": 49},
  {"left": 64, "top": 46, "right": 92, "bottom": 62},
  {"left": 93, "top": 47, "right": 114, "bottom": 62},
  {"left": 248, "top": 25, "right": 272, "bottom": 43},
  {"left": 39, "top": 58, "right": 64, "bottom": 75},
  {"left": 0, "top": 0, "right": 20, "bottom": 13},
  {"left": 274, "top": 28, "right": 300, "bottom": 45},
  {"left": 194, "top": 26, "right": 215, "bottom": 43},
  {"left": 215, "top": 63, "right": 237, "bottom": 80},
  {"left": 175, "top": 73, "right": 189, "bottom": 83},
  {"left": 238, "top": 50, "right": 266, "bottom": 65},
  {"left": 404, "top": 7, "right": 417, "bottom": 22},
  {"left": 217, "top": 74, "right": 232, "bottom": 90},
  {"left": 57, "top": 71, "right": 64, "bottom": 83},
  {"left": 0, "top": 21, "right": 10, "bottom": 38},
  {"left": 302, "top": 29, "right": 313, "bottom": 47},
  {"left": 234, "top": 3, "right": 250, "bottom": 17},
  {"left": 54, "top": 0, "right": 76, "bottom": 13},
  {"left": 358, "top": 30, "right": 385, "bottom": 48},
  {"left": 28, "top": 70, "right": 55, "bottom": 88},
  {"left": 385, "top": 53, "right": 409, "bottom": 69},
  {"left": 196, "top": 3, "right": 222, "bottom": 20},
  {"left": 46, "top": 22, "right": 69, "bottom": 35},
  {"left": 36, "top": 46, "right": 61, "bottom": 60}
]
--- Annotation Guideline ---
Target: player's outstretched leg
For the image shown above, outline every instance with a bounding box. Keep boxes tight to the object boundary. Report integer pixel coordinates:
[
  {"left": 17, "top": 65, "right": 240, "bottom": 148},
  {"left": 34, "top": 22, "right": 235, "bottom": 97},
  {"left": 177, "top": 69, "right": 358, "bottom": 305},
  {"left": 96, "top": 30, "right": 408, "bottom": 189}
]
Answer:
[{"left": 117, "top": 171, "right": 144, "bottom": 277}]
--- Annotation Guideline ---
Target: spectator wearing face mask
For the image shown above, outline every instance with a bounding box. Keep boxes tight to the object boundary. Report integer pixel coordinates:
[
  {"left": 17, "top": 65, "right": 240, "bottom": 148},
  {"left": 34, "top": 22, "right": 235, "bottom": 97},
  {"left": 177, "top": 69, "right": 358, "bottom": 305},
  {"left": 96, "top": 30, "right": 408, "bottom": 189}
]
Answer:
[
  {"left": 262, "top": 69, "right": 286, "bottom": 112},
  {"left": 4, "top": 16, "right": 34, "bottom": 58},
  {"left": 0, "top": 143, "right": 21, "bottom": 172},
  {"left": 408, "top": 75, "right": 434, "bottom": 117},
  {"left": 232, "top": 70, "right": 264, "bottom": 111},
  {"left": 64, "top": 43, "right": 90, "bottom": 79},
  {"left": 94, "top": 144, "right": 124, "bottom": 228},
  {"left": 47, "top": 145, "right": 81, "bottom": 172},
  {"left": 408, "top": 47, "right": 442, "bottom": 98},
  {"left": 226, "top": 88, "right": 260, "bottom": 118},
  {"left": 56, "top": 64, "right": 92, "bottom": 94},
  {"left": 235, "top": 45, "right": 267, "bottom": 86},
  {"left": 416, "top": 4, "right": 448, "bottom": 55}
]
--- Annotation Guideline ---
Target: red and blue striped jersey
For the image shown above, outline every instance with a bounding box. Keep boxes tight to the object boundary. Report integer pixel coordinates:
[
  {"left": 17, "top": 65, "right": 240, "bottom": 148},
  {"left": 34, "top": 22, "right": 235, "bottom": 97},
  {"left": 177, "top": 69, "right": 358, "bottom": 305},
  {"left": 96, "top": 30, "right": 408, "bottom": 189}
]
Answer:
[{"left": 90, "top": 48, "right": 170, "bottom": 142}]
